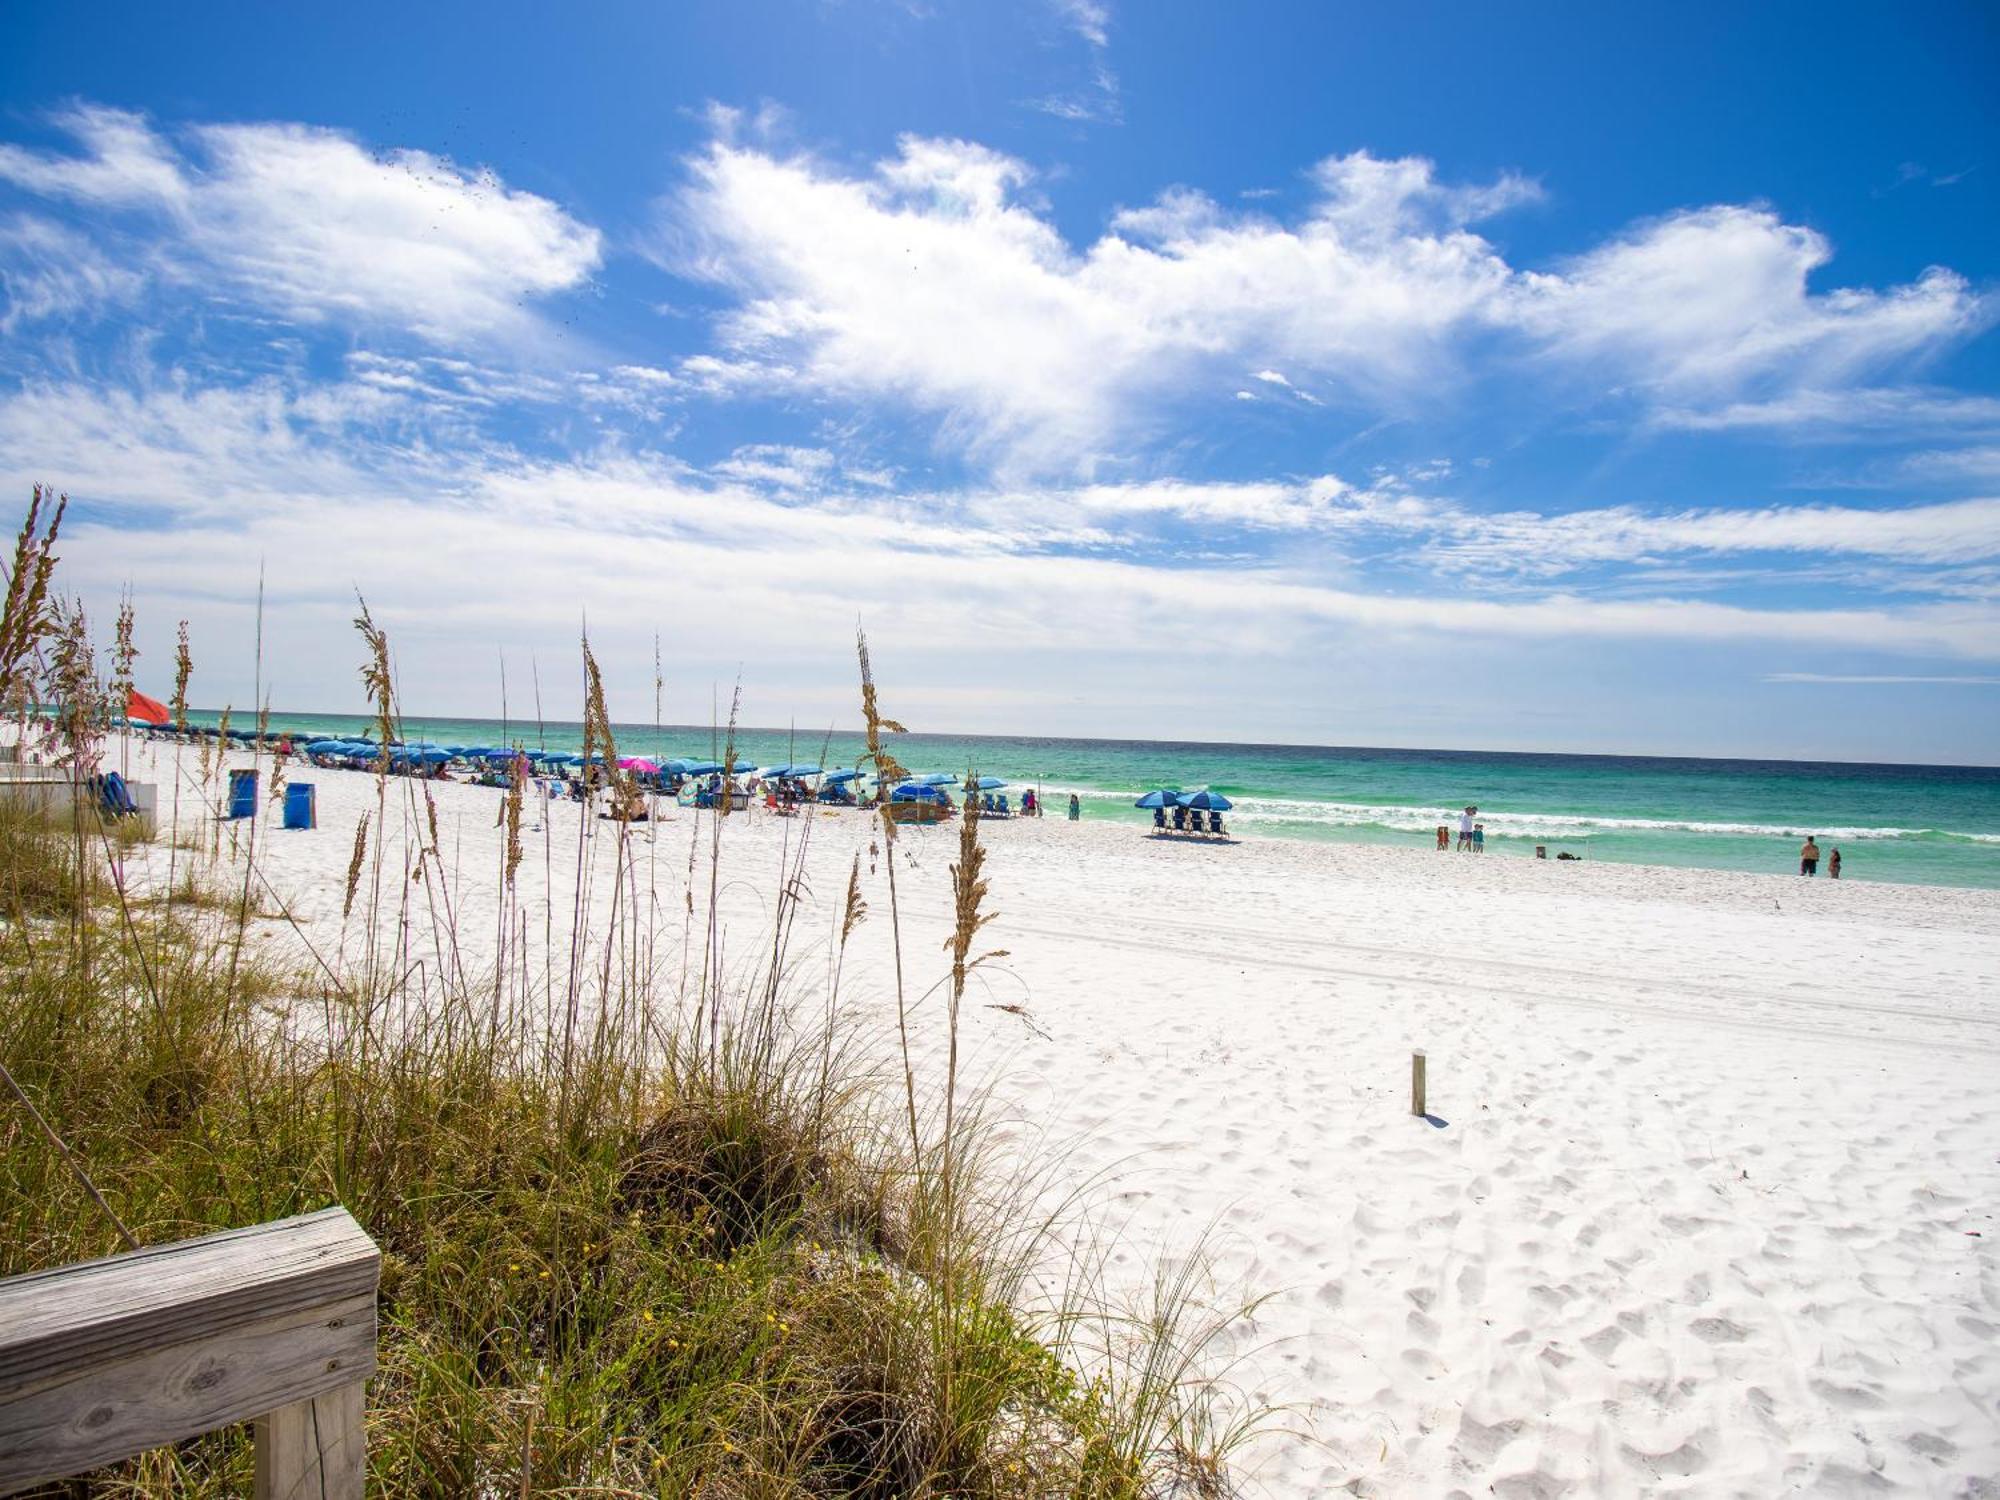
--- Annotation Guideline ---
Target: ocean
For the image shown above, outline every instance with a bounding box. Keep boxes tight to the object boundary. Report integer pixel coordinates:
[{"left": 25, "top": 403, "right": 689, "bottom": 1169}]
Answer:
[{"left": 173, "top": 710, "right": 2000, "bottom": 890}]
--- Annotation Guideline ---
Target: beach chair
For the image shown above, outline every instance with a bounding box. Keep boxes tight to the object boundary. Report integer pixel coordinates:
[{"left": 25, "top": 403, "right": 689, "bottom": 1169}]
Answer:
[
  {"left": 1207, "top": 809, "right": 1224, "bottom": 836},
  {"left": 998, "top": 795, "right": 1011, "bottom": 815},
  {"left": 1170, "top": 805, "right": 1187, "bottom": 833},
  {"left": 1152, "top": 808, "right": 1167, "bottom": 831},
  {"left": 95, "top": 771, "right": 140, "bottom": 820}
]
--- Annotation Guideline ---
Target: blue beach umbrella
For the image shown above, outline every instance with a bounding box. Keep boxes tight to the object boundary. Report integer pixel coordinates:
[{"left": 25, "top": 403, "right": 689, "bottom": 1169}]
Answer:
[
  {"left": 914, "top": 772, "right": 957, "bottom": 787},
  {"left": 1134, "top": 788, "right": 1181, "bottom": 809},
  {"left": 1178, "top": 789, "right": 1233, "bottom": 811},
  {"left": 823, "top": 769, "right": 863, "bottom": 784},
  {"left": 680, "top": 760, "right": 723, "bottom": 777},
  {"left": 892, "top": 783, "right": 949, "bottom": 802},
  {"left": 972, "top": 776, "right": 1006, "bottom": 790},
  {"left": 783, "top": 763, "right": 822, "bottom": 778}
]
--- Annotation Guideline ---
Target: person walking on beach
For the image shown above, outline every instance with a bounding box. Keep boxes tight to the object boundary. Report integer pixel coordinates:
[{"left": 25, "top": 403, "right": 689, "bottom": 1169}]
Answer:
[
  {"left": 1473, "top": 822, "right": 1485, "bottom": 853},
  {"left": 1068, "top": 792, "right": 1080, "bottom": 821},
  {"left": 1435, "top": 823, "right": 1449, "bottom": 851},
  {"left": 1829, "top": 847, "right": 1842, "bottom": 880},
  {"left": 1457, "top": 806, "right": 1475, "bottom": 851},
  {"left": 1799, "top": 835, "right": 1821, "bottom": 876}
]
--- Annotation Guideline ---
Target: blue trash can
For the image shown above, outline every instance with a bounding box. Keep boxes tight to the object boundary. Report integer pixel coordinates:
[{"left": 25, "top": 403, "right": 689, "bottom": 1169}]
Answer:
[
  {"left": 283, "top": 782, "right": 316, "bottom": 830},
  {"left": 227, "top": 767, "right": 257, "bottom": 820}
]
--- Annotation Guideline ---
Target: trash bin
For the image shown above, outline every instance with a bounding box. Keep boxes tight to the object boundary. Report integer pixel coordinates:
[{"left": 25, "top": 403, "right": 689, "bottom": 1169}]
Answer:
[
  {"left": 283, "top": 781, "right": 316, "bottom": 830},
  {"left": 227, "top": 767, "right": 257, "bottom": 820}
]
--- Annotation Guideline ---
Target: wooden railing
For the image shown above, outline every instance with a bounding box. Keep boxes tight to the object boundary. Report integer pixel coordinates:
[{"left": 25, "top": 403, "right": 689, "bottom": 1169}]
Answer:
[{"left": 0, "top": 1208, "right": 378, "bottom": 1498}]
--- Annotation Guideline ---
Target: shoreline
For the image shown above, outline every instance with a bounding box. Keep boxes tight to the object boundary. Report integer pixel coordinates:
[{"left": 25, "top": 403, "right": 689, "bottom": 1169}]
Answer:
[{"left": 115, "top": 721, "right": 2000, "bottom": 892}]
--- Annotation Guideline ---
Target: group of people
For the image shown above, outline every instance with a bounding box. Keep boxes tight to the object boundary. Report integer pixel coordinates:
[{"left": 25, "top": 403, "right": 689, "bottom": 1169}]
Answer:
[
  {"left": 1799, "top": 836, "right": 1842, "bottom": 878},
  {"left": 1435, "top": 805, "right": 1484, "bottom": 852}
]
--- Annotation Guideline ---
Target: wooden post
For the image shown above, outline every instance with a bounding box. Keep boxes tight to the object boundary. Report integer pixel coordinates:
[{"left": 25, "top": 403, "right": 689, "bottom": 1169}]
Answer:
[
  {"left": 255, "top": 1381, "right": 366, "bottom": 1500},
  {"left": 1411, "top": 1049, "right": 1427, "bottom": 1117},
  {"left": 0, "top": 1207, "right": 378, "bottom": 1498}
]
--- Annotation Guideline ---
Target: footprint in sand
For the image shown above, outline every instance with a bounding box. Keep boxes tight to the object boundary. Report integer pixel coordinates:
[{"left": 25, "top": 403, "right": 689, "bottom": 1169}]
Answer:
[
  {"left": 1455, "top": 1413, "right": 1526, "bottom": 1464},
  {"left": 1690, "top": 1316, "right": 1749, "bottom": 1344},
  {"left": 1583, "top": 1324, "right": 1626, "bottom": 1360}
]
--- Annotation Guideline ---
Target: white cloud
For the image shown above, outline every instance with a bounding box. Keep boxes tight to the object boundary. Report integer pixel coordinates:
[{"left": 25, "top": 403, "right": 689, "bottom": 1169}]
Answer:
[
  {"left": 710, "top": 444, "right": 837, "bottom": 491},
  {"left": 0, "top": 105, "right": 602, "bottom": 344},
  {"left": 1651, "top": 386, "right": 2000, "bottom": 434},
  {"left": 1051, "top": 0, "right": 1110, "bottom": 48},
  {"left": 1404, "top": 495, "right": 2000, "bottom": 575},
  {"left": 668, "top": 142, "right": 1535, "bottom": 471},
  {"left": 0, "top": 106, "right": 187, "bottom": 206},
  {"left": 11, "top": 373, "right": 1996, "bottom": 676},
  {"left": 0, "top": 214, "right": 146, "bottom": 331},
  {"left": 665, "top": 136, "right": 1979, "bottom": 473},
  {"left": 1512, "top": 207, "right": 1985, "bottom": 399}
]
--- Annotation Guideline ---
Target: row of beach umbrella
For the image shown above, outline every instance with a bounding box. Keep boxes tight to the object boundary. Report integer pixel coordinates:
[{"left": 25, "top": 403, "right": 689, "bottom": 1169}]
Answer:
[{"left": 1134, "top": 787, "right": 1233, "bottom": 811}]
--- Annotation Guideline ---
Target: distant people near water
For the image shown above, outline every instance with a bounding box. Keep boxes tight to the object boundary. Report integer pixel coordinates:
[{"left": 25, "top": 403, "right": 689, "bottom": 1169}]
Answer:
[
  {"left": 1022, "top": 787, "right": 1038, "bottom": 817},
  {"left": 1829, "top": 847, "right": 1842, "bottom": 880},
  {"left": 1435, "top": 823, "right": 1449, "bottom": 851},
  {"left": 1457, "top": 805, "right": 1476, "bottom": 851},
  {"left": 1472, "top": 822, "right": 1484, "bottom": 853},
  {"left": 1800, "top": 835, "right": 1821, "bottom": 876},
  {"left": 1068, "top": 792, "right": 1080, "bottom": 821}
]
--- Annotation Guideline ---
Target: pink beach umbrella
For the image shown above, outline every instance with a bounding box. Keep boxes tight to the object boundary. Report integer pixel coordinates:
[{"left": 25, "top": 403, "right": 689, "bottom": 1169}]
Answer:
[{"left": 618, "top": 756, "right": 661, "bottom": 774}]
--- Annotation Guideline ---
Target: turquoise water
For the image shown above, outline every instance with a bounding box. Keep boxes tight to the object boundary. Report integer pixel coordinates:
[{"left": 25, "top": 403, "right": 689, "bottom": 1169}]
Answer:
[{"left": 174, "top": 711, "right": 2000, "bottom": 890}]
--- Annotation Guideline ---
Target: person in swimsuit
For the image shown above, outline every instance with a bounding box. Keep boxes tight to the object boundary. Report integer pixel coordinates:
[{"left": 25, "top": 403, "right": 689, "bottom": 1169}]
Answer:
[
  {"left": 1799, "top": 836, "right": 1820, "bottom": 876},
  {"left": 1829, "top": 847, "right": 1841, "bottom": 879}
]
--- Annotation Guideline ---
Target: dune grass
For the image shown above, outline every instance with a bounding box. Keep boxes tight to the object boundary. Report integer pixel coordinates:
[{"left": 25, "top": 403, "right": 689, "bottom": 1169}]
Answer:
[{"left": 0, "top": 488, "right": 1258, "bottom": 1497}]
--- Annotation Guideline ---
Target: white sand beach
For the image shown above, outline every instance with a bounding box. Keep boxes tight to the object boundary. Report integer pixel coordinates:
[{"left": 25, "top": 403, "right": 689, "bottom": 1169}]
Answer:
[{"left": 110, "top": 738, "right": 2000, "bottom": 1497}]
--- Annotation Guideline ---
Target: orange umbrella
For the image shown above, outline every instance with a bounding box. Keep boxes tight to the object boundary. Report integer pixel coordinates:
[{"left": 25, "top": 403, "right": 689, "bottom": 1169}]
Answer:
[{"left": 125, "top": 689, "right": 170, "bottom": 726}]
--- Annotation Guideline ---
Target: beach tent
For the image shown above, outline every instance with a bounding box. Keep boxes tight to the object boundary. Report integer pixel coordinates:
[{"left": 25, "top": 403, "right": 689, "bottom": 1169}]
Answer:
[
  {"left": 1177, "top": 789, "right": 1233, "bottom": 811},
  {"left": 1134, "top": 788, "right": 1181, "bottom": 809}
]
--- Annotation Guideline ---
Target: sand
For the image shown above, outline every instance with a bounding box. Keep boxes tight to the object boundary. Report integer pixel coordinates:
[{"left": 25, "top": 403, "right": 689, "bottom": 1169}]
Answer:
[{"left": 105, "top": 737, "right": 2000, "bottom": 1496}]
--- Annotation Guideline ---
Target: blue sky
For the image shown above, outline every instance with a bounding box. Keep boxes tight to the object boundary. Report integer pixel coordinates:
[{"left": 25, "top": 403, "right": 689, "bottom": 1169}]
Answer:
[{"left": 2, "top": 0, "right": 1996, "bottom": 761}]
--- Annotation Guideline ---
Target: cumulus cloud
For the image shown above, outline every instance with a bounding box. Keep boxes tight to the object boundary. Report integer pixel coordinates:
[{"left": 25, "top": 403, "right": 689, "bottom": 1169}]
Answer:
[
  {"left": 0, "top": 104, "right": 601, "bottom": 344},
  {"left": 664, "top": 134, "right": 1980, "bottom": 472},
  {"left": 1512, "top": 206, "right": 1986, "bottom": 399}
]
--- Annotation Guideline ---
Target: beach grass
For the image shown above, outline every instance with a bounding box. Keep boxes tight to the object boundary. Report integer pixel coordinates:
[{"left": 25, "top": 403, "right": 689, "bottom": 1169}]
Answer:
[{"left": 0, "top": 488, "right": 1255, "bottom": 1497}]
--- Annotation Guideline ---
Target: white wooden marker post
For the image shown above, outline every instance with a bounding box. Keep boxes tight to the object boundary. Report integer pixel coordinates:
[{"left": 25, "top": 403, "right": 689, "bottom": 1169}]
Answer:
[
  {"left": 1411, "top": 1049, "right": 1427, "bottom": 1118},
  {"left": 0, "top": 1207, "right": 378, "bottom": 1499}
]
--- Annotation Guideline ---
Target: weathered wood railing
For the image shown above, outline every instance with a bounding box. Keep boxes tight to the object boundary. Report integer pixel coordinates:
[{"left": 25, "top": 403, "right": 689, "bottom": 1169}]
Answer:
[{"left": 0, "top": 1208, "right": 378, "bottom": 1498}]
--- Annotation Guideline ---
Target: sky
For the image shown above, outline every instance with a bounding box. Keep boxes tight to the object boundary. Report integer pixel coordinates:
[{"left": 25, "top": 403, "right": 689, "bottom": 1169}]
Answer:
[{"left": 1, "top": 0, "right": 1996, "bottom": 762}]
